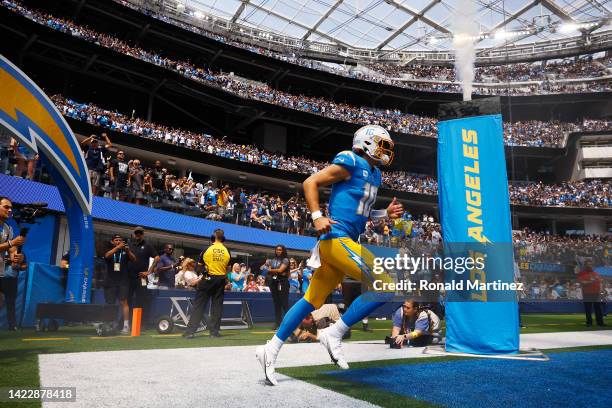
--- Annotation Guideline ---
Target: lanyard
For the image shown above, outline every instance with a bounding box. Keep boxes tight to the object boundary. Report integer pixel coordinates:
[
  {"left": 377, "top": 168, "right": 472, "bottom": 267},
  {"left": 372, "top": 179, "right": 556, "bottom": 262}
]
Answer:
[{"left": 113, "top": 251, "right": 123, "bottom": 264}]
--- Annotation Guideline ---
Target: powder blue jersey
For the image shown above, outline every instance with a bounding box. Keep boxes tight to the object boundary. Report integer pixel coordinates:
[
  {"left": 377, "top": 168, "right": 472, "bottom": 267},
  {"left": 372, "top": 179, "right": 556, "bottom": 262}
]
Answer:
[{"left": 321, "top": 151, "right": 381, "bottom": 241}]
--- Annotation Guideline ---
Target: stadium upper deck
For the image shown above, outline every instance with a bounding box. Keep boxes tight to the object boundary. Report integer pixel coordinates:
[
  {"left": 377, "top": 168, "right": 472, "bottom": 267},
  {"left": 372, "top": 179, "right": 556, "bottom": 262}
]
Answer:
[
  {"left": 2, "top": 0, "right": 611, "bottom": 186},
  {"left": 18, "top": 0, "right": 612, "bottom": 120},
  {"left": 2, "top": 0, "right": 611, "bottom": 147},
  {"left": 106, "top": 0, "right": 612, "bottom": 97}
]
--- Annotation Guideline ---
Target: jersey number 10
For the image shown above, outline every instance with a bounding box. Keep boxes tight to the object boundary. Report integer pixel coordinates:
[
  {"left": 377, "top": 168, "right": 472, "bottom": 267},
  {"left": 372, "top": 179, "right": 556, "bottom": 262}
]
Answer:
[{"left": 357, "top": 182, "right": 377, "bottom": 216}]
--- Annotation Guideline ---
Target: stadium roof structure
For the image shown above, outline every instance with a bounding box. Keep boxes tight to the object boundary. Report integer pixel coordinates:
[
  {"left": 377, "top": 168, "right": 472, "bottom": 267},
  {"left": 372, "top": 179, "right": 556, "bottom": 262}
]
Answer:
[{"left": 168, "top": 0, "right": 611, "bottom": 54}]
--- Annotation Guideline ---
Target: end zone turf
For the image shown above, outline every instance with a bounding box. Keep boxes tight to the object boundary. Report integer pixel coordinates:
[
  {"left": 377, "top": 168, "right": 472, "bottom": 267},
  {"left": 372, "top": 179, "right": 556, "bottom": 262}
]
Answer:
[{"left": 325, "top": 349, "right": 612, "bottom": 408}]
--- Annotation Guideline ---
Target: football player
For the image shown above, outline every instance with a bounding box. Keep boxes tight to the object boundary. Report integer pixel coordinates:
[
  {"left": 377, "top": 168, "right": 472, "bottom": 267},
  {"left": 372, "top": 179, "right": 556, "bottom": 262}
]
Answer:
[{"left": 256, "top": 125, "right": 404, "bottom": 385}]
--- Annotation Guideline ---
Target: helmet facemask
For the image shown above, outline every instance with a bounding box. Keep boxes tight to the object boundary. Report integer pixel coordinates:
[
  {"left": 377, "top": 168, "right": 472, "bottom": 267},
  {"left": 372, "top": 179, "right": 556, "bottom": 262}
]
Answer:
[{"left": 364, "top": 135, "right": 394, "bottom": 166}]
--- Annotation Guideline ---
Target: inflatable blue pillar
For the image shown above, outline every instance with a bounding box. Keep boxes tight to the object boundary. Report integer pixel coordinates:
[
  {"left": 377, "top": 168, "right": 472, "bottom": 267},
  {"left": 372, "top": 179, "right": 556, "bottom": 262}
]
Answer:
[
  {"left": 0, "top": 55, "right": 94, "bottom": 303},
  {"left": 437, "top": 98, "right": 519, "bottom": 354}
]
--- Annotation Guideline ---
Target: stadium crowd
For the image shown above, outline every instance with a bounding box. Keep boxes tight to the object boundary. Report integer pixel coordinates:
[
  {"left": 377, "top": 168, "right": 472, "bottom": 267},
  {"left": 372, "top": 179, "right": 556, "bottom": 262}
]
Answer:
[
  {"left": 101, "top": 222, "right": 610, "bottom": 302},
  {"left": 514, "top": 228, "right": 611, "bottom": 300},
  {"left": 369, "top": 57, "right": 612, "bottom": 82},
  {"left": 49, "top": 95, "right": 611, "bottom": 209},
  {"left": 113, "top": 0, "right": 612, "bottom": 96},
  {"left": 6, "top": 0, "right": 612, "bottom": 149}
]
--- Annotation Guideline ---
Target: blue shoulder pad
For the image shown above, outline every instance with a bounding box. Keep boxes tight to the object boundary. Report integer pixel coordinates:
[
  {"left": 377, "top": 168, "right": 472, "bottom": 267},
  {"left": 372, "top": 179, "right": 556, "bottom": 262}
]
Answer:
[{"left": 332, "top": 150, "right": 357, "bottom": 171}]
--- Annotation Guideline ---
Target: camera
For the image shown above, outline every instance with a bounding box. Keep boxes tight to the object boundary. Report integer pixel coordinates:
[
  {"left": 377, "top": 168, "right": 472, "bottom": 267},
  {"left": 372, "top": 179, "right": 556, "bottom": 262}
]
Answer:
[
  {"left": 12, "top": 202, "right": 48, "bottom": 228},
  {"left": 12, "top": 202, "right": 48, "bottom": 243}
]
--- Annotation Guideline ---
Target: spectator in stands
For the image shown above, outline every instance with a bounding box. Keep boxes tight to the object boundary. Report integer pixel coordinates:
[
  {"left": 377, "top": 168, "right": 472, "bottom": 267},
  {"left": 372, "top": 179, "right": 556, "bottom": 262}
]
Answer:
[
  {"left": 577, "top": 259, "right": 605, "bottom": 327},
  {"left": 388, "top": 300, "right": 441, "bottom": 347},
  {"left": 81, "top": 133, "right": 112, "bottom": 196},
  {"left": 48, "top": 94, "right": 611, "bottom": 209},
  {"left": 151, "top": 160, "right": 167, "bottom": 197},
  {"left": 128, "top": 159, "right": 145, "bottom": 205},
  {"left": 244, "top": 274, "right": 259, "bottom": 292},
  {"left": 109, "top": 150, "right": 130, "bottom": 200},
  {"left": 175, "top": 257, "right": 200, "bottom": 289},
  {"left": 10, "top": 139, "right": 38, "bottom": 180},
  {"left": 0, "top": 128, "right": 11, "bottom": 175},
  {"left": 103, "top": 234, "right": 136, "bottom": 334},
  {"left": 229, "top": 262, "right": 246, "bottom": 292},
  {"left": 288, "top": 258, "right": 300, "bottom": 293},
  {"left": 256, "top": 275, "right": 270, "bottom": 292},
  {"left": 267, "top": 245, "right": 290, "bottom": 329}
]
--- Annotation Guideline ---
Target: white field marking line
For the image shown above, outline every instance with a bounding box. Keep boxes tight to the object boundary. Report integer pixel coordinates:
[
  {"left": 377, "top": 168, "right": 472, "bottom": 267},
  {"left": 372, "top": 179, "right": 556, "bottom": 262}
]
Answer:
[
  {"left": 422, "top": 346, "right": 551, "bottom": 361},
  {"left": 22, "top": 338, "right": 70, "bottom": 342}
]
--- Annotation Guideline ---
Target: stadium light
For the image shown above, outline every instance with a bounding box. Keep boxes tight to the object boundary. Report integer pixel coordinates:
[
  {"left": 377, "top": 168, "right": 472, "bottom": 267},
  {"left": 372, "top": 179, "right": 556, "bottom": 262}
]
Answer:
[
  {"left": 194, "top": 11, "right": 204, "bottom": 19},
  {"left": 559, "top": 23, "right": 578, "bottom": 34},
  {"left": 494, "top": 30, "right": 507, "bottom": 40}
]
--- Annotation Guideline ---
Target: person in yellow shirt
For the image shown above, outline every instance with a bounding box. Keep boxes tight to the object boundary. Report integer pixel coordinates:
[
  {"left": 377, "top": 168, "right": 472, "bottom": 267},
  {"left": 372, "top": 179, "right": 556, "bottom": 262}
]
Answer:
[{"left": 183, "top": 229, "right": 230, "bottom": 338}]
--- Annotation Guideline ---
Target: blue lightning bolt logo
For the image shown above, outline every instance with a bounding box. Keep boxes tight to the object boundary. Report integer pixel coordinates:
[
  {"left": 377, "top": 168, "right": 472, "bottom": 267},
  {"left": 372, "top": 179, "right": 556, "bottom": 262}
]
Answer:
[{"left": 339, "top": 240, "right": 375, "bottom": 284}]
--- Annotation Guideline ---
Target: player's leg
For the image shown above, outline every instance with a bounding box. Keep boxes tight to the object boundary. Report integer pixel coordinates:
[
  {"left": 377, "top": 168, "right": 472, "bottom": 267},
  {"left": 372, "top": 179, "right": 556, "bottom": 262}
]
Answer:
[
  {"left": 257, "top": 250, "right": 343, "bottom": 385},
  {"left": 320, "top": 238, "right": 394, "bottom": 365}
]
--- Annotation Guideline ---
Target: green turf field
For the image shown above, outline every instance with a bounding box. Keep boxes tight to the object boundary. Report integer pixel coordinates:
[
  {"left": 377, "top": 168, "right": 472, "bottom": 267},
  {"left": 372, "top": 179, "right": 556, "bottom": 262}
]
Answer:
[{"left": 0, "top": 314, "right": 608, "bottom": 408}]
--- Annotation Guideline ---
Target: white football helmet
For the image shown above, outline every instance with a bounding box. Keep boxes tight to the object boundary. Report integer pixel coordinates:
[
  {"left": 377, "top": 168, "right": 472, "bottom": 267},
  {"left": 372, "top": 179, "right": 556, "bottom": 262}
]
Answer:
[{"left": 352, "top": 125, "right": 394, "bottom": 166}]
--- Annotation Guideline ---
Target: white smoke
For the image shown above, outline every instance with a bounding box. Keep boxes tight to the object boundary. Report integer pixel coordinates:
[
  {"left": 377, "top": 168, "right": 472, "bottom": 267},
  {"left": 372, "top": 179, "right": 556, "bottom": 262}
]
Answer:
[{"left": 452, "top": 0, "right": 478, "bottom": 101}]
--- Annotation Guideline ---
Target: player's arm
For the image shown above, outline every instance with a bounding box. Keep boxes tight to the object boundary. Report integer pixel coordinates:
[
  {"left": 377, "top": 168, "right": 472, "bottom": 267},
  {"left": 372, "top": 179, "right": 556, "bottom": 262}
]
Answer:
[{"left": 303, "top": 164, "right": 350, "bottom": 235}]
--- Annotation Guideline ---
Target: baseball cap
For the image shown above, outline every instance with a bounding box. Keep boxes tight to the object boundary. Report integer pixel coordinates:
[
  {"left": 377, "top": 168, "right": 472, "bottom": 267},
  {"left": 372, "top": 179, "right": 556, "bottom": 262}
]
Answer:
[
  {"left": 111, "top": 234, "right": 122, "bottom": 240},
  {"left": 133, "top": 226, "right": 145, "bottom": 234}
]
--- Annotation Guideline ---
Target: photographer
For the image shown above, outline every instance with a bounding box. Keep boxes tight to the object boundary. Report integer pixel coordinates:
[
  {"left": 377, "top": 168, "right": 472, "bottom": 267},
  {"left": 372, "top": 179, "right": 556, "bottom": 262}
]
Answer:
[
  {"left": 0, "top": 250, "right": 27, "bottom": 331},
  {"left": 127, "top": 226, "right": 158, "bottom": 326},
  {"left": 0, "top": 197, "right": 26, "bottom": 331},
  {"left": 104, "top": 234, "right": 136, "bottom": 334},
  {"left": 388, "top": 300, "right": 441, "bottom": 348}
]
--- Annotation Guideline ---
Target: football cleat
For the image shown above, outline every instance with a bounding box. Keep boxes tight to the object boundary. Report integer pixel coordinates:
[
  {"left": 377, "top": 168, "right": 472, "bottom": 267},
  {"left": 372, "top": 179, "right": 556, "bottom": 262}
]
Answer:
[
  {"left": 256, "top": 345, "right": 278, "bottom": 386},
  {"left": 319, "top": 328, "right": 349, "bottom": 370}
]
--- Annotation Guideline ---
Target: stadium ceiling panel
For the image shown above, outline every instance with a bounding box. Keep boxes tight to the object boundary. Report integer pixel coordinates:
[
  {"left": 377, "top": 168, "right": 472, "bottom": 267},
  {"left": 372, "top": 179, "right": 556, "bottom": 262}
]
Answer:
[{"left": 183, "top": 0, "right": 611, "bottom": 50}]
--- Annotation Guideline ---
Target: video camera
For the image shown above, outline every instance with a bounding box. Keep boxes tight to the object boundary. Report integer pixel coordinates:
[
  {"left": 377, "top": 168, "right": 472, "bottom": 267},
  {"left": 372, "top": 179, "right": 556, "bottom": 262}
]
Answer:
[{"left": 12, "top": 201, "right": 48, "bottom": 237}]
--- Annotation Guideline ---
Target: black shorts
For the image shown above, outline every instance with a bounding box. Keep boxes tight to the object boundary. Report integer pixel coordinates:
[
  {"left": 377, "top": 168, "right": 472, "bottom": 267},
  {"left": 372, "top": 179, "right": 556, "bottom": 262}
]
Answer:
[{"left": 104, "top": 283, "right": 129, "bottom": 304}]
